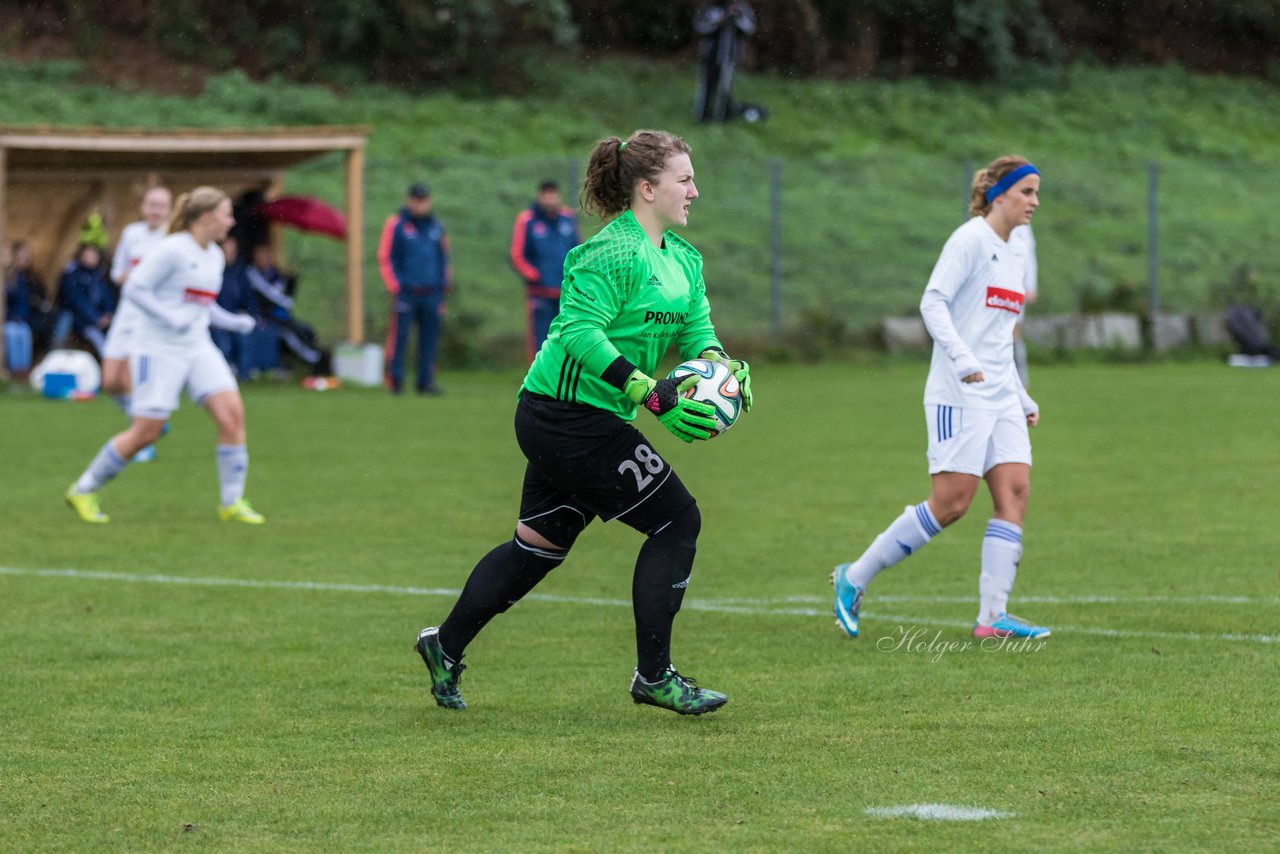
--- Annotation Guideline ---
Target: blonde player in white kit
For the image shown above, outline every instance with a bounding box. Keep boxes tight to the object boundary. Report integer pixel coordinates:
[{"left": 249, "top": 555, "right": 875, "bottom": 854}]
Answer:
[
  {"left": 65, "top": 187, "right": 263, "bottom": 525},
  {"left": 833, "top": 155, "right": 1048, "bottom": 640},
  {"left": 105, "top": 186, "right": 173, "bottom": 462}
]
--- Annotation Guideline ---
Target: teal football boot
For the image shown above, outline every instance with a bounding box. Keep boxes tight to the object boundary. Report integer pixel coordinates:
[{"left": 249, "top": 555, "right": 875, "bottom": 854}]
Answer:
[{"left": 831, "top": 563, "right": 865, "bottom": 638}]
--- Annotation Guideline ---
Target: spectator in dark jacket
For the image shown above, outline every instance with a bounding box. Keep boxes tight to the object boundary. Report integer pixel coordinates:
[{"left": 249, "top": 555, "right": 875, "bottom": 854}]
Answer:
[
  {"left": 212, "top": 235, "right": 260, "bottom": 378},
  {"left": 378, "top": 182, "right": 451, "bottom": 395},
  {"left": 3, "top": 241, "right": 34, "bottom": 375},
  {"left": 510, "top": 179, "right": 580, "bottom": 362},
  {"left": 57, "top": 243, "right": 115, "bottom": 357},
  {"left": 247, "top": 243, "right": 327, "bottom": 375},
  {"left": 6, "top": 240, "right": 56, "bottom": 358}
]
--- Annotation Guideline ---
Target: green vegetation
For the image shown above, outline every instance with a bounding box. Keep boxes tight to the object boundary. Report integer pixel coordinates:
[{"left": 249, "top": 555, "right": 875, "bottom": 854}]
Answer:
[
  {"left": 3, "top": 362, "right": 1278, "bottom": 850},
  {"left": 2, "top": 58, "right": 1279, "bottom": 356}
]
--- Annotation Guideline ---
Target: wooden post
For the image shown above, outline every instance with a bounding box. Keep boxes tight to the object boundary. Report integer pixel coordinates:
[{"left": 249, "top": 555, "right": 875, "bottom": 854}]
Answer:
[
  {"left": 0, "top": 145, "right": 7, "bottom": 377},
  {"left": 345, "top": 146, "right": 365, "bottom": 344}
]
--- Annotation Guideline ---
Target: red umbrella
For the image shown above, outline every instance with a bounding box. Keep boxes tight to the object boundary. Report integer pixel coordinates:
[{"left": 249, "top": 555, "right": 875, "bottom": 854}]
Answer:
[{"left": 256, "top": 196, "right": 347, "bottom": 240}]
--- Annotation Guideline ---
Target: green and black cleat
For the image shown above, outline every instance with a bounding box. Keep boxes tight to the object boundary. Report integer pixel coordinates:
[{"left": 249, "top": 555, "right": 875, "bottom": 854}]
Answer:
[
  {"left": 415, "top": 626, "right": 467, "bottom": 710},
  {"left": 629, "top": 666, "right": 728, "bottom": 716}
]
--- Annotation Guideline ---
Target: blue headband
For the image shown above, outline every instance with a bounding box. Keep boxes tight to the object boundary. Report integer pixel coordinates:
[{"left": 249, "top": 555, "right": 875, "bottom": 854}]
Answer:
[{"left": 984, "top": 164, "right": 1039, "bottom": 204}]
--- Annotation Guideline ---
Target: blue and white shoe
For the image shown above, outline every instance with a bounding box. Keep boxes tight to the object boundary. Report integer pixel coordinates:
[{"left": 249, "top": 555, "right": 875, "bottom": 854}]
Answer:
[
  {"left": 132, "top": 444, "right": 157, "bottom": 463},
  {"left": 831, "top": 563, "right": 865, "bottom": 639},
  {"left": 973, "top": 613, "right": 1051, "bottom": 639}
]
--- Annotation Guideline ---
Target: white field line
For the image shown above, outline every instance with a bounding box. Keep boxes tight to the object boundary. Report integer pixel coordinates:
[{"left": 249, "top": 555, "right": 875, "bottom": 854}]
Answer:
[
  {"left": 712, "top": 593, "right": 1280, "bottom": 606},
  {"left": 865, "top": 804, "right": 1015, "bottom": 821},
  {"left": 1, "top": 565, "right": 1276, "bottom": 645}
]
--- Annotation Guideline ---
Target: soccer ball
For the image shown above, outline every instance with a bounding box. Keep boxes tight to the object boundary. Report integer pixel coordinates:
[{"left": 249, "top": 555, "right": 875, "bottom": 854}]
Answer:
[
  {"left": 30, "top": 348, "right": 101, "bottom": 397},
  {"left": 667, "top": 359, "right": 742, "bottom": 437}
]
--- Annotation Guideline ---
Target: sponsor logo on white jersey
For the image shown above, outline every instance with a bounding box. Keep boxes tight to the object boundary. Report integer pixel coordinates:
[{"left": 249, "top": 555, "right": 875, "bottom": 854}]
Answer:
[
  {"left": 183, "top": 287, "right": 218, "bottom": 305},
  {"left": 985, "top": 286, "right": 1024, "bottom": 314}
]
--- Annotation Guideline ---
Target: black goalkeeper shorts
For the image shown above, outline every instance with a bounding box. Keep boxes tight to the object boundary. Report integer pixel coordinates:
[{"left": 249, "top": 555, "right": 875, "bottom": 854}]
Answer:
[{"left": 515, "top": 392, "right": 696, "bottom": 536}]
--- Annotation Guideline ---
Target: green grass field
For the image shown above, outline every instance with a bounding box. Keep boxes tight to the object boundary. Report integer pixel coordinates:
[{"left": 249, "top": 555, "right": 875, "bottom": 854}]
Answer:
[{"left": 3, "top": 362, "right": 1278, "bottom": 851}]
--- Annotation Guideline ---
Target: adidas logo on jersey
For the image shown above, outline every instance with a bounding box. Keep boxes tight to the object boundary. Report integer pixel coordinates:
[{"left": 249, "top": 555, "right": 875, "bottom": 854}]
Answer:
[{"left": 647, "top": 275, "right": 662, "bottom": 288}]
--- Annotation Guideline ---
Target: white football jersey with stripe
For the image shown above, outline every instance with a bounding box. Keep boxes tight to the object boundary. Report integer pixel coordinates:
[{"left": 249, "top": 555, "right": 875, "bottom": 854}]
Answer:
[
  {"left": 111, "top": 221, "right": 168, "bottom": 284},
  {"left": 125, "top": 232, "right": 226, "bottom": 353},
  {"left": 106, "top": 221, "right": 168, "bottom": 345},
  {"left": 921, "top": 216, "right": 1029, "bottom": 410}
]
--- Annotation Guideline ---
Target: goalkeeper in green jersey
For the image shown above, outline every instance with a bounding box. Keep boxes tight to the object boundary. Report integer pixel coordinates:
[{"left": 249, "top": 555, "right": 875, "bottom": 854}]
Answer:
[{"left": 415, "top": 129, "right": 753, "bottom": 716}]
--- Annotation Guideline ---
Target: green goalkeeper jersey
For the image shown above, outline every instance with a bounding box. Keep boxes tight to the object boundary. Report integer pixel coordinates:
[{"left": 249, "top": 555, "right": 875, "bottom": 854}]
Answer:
[{"left": 522, "top": 209, "right": 722, "bottom": 421}]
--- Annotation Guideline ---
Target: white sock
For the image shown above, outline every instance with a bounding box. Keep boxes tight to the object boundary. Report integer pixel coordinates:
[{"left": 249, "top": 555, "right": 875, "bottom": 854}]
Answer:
[
  {"left": 216, "top": 444, "right": 249, "bottom": 507},
  {"left": 843, "top": 501, "right": 942, "bottom": 588},
  {"left": 979, "top": 519, "right": 1023, "bottom": 624},
  {"left": 75, "top": 440, "right": 129, "bottom": 494}
]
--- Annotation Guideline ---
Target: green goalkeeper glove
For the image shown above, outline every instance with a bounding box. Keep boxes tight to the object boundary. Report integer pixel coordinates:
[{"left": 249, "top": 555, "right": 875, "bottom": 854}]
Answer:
[
  {"left": 700, "top": 348, "right": 752, "bottom": 412},
  {"left": 624, "top": 371, "right": 718, "bottom": 443}
]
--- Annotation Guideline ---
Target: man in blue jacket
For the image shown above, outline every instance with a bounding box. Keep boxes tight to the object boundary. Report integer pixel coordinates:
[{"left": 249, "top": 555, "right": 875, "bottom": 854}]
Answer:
[
  {"left": 58, "top": 243, "right": 115, "bottom": 357},
  {"left": 379, "top": 183, "right": 451, "bottom": 395},
  {"left": 509, "top": 179, "right": 580, "bottom": 362}
]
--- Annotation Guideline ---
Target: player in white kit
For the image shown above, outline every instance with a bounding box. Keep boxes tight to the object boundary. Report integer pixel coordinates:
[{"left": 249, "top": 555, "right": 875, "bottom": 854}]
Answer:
[
  {"left": 833, "top": 155, "right": 1049, "bottom": 640},
  {"left": 105, "top": 186, "right": 173, "bottom": 462},
  {"left": 65, "top": 187, "right": 264, "bottom": 525}
]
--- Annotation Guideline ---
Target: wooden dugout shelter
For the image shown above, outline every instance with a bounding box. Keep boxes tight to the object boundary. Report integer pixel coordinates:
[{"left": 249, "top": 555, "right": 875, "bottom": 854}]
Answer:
[{"left": 0, "top": 124, "right": 370, "bottom": 375}]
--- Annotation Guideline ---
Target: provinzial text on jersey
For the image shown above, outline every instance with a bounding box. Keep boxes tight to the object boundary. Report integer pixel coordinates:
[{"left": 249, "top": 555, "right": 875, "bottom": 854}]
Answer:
[{"left": 643, "top": 310, "right": 688, "bottom": 325}]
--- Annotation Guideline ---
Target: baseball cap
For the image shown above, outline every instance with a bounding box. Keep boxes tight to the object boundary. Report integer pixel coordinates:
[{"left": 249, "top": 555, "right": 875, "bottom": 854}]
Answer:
[{"left": 407, "top": 182, "right": 431, "bottom": 198}]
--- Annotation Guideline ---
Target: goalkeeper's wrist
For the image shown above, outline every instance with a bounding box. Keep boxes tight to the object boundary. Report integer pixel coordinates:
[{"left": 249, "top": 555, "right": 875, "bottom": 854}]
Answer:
[{"left": 623, "top": 370, "right": 656, "bottom": 405}]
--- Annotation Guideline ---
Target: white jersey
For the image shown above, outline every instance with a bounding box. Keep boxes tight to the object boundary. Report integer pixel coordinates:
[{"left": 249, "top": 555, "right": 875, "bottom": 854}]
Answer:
[
  {"left": 921, "top": 216, "right": 1029, "bottom": 410},
  {"left": 103, "top": 221, "right": 168, "bottom": 353},
  {"left": 111, "top": 221, "right": 168, "bottom": 284},
  {"left": 125, "top": 232, "right": 226, "bottom": 354}
]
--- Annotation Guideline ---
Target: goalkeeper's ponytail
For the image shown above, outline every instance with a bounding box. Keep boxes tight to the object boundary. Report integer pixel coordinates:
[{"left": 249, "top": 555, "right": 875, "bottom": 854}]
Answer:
[{"left": 581, "top": 130, "right": 692, "bottom": 220}]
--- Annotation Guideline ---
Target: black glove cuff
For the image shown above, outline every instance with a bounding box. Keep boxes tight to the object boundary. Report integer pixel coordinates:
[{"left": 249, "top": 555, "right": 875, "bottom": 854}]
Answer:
[{"left": 602, "top": 355, "right": 639, "bottom": 391}]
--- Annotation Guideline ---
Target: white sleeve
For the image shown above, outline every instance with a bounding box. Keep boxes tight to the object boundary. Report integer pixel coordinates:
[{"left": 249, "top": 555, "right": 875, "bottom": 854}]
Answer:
[
  {"left": 110, "top": 228, "right": 133, "bottom": 284},
  {"left": 920, "top": 289, "right": 982, "bottom": 381},
  {"left": 209, "top": 302, "right": 255, "bottom": 333},
  {"left": 124, "top": 246, "right": 185, "bottom": 329}
]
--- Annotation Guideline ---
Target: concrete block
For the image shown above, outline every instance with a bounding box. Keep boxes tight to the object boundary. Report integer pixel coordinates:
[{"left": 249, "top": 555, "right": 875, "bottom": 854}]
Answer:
[
  {"left": 1020, "top": 315, "right": 1068, "bottom": 349},
  {"left": 1193, "top": 312, "right": 1233, "bottom": 346},
  {"left": 1151, "top": 313, "right": 1192, "bottom": 351},
  {"left": 882, "top": 316, "right": 930, "bottom": 353},
  {"left": 334, "top": 342, "right": 384, "bottom": 386},
  {"left": 1066, "top": 313, "right": 1141, "bottom": 350}
]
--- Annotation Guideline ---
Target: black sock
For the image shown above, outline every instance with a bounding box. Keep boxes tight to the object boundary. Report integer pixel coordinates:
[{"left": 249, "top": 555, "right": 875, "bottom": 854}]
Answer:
[
  {"left": 632, "top": 504, "right": 701, "bottom": 681},
  {"left": 438, "top": 535, "right": 566, "bottom": 661}
]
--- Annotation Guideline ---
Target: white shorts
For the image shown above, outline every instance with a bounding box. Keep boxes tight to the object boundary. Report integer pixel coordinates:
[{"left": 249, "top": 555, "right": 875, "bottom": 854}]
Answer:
[
  {"left": 925, "top": 402, "right": 1031, "bottom": 476},
  {"left": 130, "top": 340, "right": 237, "bottom": 419},
  {"left": 101, "top": 306, "right": 141, "bottom": 361}
]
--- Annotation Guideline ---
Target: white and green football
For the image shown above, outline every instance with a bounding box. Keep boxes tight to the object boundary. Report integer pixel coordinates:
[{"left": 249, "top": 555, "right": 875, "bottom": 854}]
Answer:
[{"left": 667, "top": 358, "right": 742, "bottom": 437}]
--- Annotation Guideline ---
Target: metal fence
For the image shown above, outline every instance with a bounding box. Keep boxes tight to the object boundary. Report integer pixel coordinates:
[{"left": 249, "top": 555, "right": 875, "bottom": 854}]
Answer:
[{"left": 281, "top": 154, "right": 1280, "bottom": 348}]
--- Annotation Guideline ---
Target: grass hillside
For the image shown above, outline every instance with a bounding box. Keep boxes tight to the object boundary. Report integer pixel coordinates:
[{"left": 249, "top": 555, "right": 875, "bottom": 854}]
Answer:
[{"left": 3, "top": 57, "right": 1279, "bottom": 355}]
